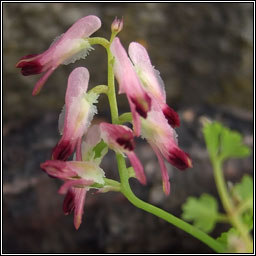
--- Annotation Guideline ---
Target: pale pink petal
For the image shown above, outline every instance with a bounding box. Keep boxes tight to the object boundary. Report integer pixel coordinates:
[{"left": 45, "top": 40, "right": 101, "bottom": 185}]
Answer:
[
  {"left": 32, "top": 66, "right": 56, "bottom": 96},
  {"left": 61, "top": 15, "right": 101, "bottom": 40},
  {"left": 127, "top": 152, "right": 146, "bottom": 185},
  {"left": 81, "top": 124, "right": 102, "bottom": 160},
  {"left": 150, "top": 143, "right": 170, "bottom": 195},
  {"left": 110, "top": 38, "right": 151, "bottom": 124},
  {"left": 128, "top": 42, "right": 166, "bottom": 102},
  {"left": 129, "top": 42, "right": 180, "bottom": 128},
  {"left": 52, "top": 67, "right": 93, "bottom": 160},
  {"left": 65, "top": 67, "right": 89, "bottom": 105},
  {"left": 73, "top": 188, "right": 87, "bottom": 230},
  {"left": 58, "top": 179, "right": 94, "bottom": 194},
  {"left": 63, "top": 187, "right": 87, "bottom": 230}
]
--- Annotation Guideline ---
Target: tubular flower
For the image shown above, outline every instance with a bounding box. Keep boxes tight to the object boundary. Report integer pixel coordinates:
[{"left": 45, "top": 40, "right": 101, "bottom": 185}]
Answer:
[
  {"left": 110, "top": 37, "right": 151, "bottom": 136},
  {"left": 99, "top": 123, "right": 146, "bottom": 185},
  {"left": 40, "top": 160, "right": 105, "bottom": 229},
  {"left": 128, "top": 42, "right": 180, "bottom": 128},
  {"left": 141, "top": 101, "right": 192, "bottom": 195},
  {"left": 16, "top": 15, "right": 101, "bottom": 95},
  {"left": 52, "top": 67, "right": 98, "bottom": 161}
]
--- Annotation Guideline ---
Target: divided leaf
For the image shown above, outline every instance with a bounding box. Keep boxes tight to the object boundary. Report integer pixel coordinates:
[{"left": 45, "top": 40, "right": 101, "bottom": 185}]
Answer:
[
  {"left": 232, "top": 175, "right": 253, "bottom": 203},
  {"left": 220, "top": 128, "right": 251, "bottom": 160},
  {"left": 216, "top": 228, "right": 241, "bottom": 252},
  {"left": 232, "top": 175, "right": 253, "bottom": 230},
  {"left": 181, "top": 193, "right": 219, "bottom": 233},
  {"left": 203, "top": 122, "right": 251, "bottom": 162},
  {"left": 203, "top": 121, "right": 222, "bottom": 160}
]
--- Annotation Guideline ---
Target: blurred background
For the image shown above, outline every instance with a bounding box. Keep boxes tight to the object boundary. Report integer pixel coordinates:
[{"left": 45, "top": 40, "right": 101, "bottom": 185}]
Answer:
[{"left": 3, "top": 2, "right": 253, "bottom": 253}]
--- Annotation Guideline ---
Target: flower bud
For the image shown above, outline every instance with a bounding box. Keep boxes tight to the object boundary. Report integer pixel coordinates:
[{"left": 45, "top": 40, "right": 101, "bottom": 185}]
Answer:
[{"left": 111, "top": 17, "right": 123, "bottom": 34}]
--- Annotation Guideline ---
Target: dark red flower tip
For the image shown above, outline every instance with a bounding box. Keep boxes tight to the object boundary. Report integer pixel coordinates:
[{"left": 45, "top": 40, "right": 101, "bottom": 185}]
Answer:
[
  {"left": 162, "top": 104, "right": 180, "bottom": 128},
  {"left": 116, "top": 136, "right": 135, "bottom": 151},
  {"left": 19, "top": 54, "right": 40, "bottom": 61},
  {"left": 52, "top": 140, "right": 75, "bottom": 161},
  {"left": 130, "top": 93, "right": 152, "bottom": 118},
  {"left": 168, "top": 147, "right": 192, "bottom": 170},
  {"left": 63, "top": 189, "right": 75, "bottom": 215},
  {"left": 16, "top": 54, "right": 43, "bottom": 76}
]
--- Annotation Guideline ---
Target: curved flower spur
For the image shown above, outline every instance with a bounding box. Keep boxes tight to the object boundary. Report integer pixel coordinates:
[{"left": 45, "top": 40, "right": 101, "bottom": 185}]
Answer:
[{"left": 16, "top": 15, "right": 101, "bottom": 95}]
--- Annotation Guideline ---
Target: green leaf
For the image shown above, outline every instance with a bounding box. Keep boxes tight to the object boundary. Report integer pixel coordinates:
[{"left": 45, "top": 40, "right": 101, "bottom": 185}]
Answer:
[
  {"left": 242, "top": 211, "right": 253, "bottom": 231},
  {"left": 232, "top": 175, "right": 253, "bottom": 203},
  {"left": 220, "top": 128, "right": 251, "bottom": 161},
  {"left": 93, "top": 140, "right": 108, "bottom": 159},
  {"left": 203, "top": 122, "right": 222, "bottom": 160},
  {"left": 181, "top": 193, "right": 219, "bottom": 233},
  {"left": 203, "top": 121, "right": 251, "bottom": 162},
  {"left": 231, "top": 175, "right": 253, "bottom": 231},
  {"left": 217, "top": 228, "right": 239, "bottom": 252}
]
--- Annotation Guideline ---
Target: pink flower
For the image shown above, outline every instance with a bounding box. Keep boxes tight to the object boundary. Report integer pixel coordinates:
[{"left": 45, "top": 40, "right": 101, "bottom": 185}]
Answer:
[
  {"left": 128, "top": 42, "right": 180, "bottom": 128},
  {"left": 110, "top": 37, "right": 151, "bottom": 136},
  {"left": 52, "top": 67, "right": 98, "bottom": 161},
  {"left": 16, "top": 15, "right": 101, "bottom": 95},
  {"left": 141, "top": 101, "right": 192, "bottom": 195},
  {"left": 41, "top": 160, "right": 105, "bottom": 229},
  {"left": 99, "top": 123, "right": 146, "bottom": 185}
]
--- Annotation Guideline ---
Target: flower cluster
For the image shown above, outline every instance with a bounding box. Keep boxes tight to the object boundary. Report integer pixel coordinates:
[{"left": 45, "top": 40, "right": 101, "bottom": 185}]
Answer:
[{"left": 16, "top": 15, "right": 192, "bottom": 229}]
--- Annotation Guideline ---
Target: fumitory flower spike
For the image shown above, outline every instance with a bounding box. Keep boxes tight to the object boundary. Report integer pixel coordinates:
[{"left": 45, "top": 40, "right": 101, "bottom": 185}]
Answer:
[
  {"left": 21, "top": 15, "right": 243, "bottom": 255},
  {"left": 16, "top": 15, "right": 101, "bottom": 95}
]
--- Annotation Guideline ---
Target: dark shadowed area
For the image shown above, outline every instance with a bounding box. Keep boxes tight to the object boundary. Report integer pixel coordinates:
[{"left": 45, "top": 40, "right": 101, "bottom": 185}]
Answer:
[{"left": 3, "top": 2, "right": 253, "bottom": 254}]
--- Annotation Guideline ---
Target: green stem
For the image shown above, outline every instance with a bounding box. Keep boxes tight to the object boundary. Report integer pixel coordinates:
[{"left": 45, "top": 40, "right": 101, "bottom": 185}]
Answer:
[
  {"left": 88, "top": 84, "right": 108, "bottom": 95},
  {"left": 87, "top": 37, "right": 110, "bottom": 48},
  {"left": 104, "top": 33, "right": 225, "bottom": 253},
  {"left": 216, "top": 214, "right": 229, "bottom": 223},
  {"left": 213, "top": 160, "right": 253, "bottom": 252},
  {"left": 104, "top": 178, "right": 121, "bottom": 188},
  {"left": 116, "top": 154, "right": 225, "bottom": 253},
  {"left": 118, "top": 112, "right": 132, "bottom": 124},
  {"left": 106, "top": 48, "right": 119, "bottom": 124}
]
